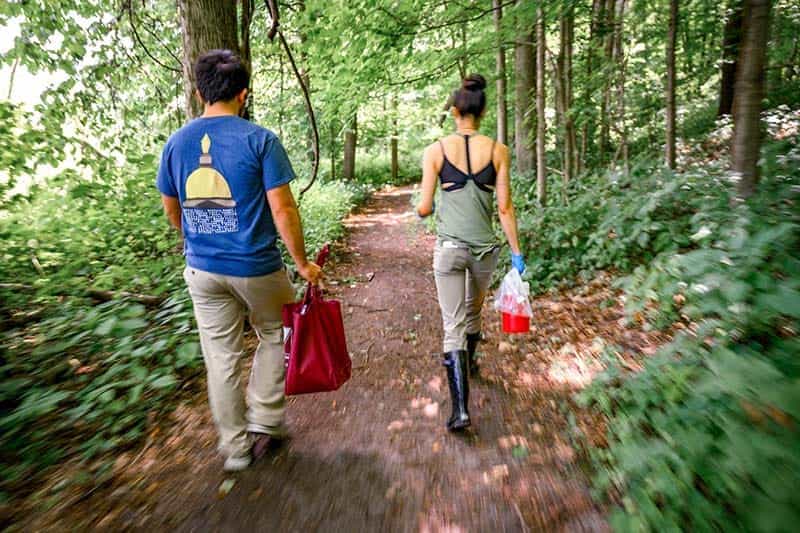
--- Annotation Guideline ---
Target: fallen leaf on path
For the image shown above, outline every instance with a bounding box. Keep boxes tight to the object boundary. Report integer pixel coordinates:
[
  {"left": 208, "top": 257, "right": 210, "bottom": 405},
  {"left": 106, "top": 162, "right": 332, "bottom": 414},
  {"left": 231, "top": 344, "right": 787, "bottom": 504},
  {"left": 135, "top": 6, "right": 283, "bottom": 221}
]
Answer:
[
  {"left": 483, "top": 464, "right": 509, "bottom": 484},
  {"left": 410, "top": 397, "right": 431, "bottom": 409},
  {"left": 218, "top": 479, "right": 235, "bottom": 498},
  {"left": 423, "top": 402, "right": 439, "bottom": 418},
  {"left": 387, "top": 420, "right": 411, "bottom": 432},
  {"left": 512, "top": 445, "right": 529, "bottom": 459},
  {"left": 427, "top": 376, "right": 442, "bottom": 393}
]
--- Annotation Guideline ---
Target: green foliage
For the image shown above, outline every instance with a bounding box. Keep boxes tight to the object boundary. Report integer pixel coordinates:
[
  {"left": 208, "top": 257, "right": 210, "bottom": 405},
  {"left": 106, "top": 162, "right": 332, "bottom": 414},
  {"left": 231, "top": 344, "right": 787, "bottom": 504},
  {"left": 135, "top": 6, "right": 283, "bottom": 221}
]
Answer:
[
  {"left": 570, "top": 134, "right": 800, "bottom": 531},
  {"left": 513, "top": 158, "right": 730, "bottom": 294}
]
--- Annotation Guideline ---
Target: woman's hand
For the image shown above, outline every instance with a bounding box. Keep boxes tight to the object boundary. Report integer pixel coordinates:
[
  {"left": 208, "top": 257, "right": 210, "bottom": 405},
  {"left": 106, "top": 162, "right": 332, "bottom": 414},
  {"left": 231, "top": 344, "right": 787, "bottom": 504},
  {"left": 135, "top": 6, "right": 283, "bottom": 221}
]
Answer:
[{"left": 511, "top": 253, "right": 526, "bottom": 275}]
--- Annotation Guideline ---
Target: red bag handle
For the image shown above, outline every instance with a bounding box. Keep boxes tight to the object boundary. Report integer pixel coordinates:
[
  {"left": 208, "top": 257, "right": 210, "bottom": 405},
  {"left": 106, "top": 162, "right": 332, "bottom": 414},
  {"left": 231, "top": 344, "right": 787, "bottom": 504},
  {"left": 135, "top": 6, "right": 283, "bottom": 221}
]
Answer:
[{"left": 301, "top": 244, "right": 329, "bottom": 308}]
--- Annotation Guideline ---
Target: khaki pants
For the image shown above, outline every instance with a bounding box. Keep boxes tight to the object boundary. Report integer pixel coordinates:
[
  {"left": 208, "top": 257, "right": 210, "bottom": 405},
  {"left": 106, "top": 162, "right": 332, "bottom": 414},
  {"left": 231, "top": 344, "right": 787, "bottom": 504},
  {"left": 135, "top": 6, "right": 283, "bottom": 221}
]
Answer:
[
  {"left": 183, "top": 266, "right": 295, "bottom": 458},
  {"left": 433, "top": 243, "right": 500, "bottom": 352}
]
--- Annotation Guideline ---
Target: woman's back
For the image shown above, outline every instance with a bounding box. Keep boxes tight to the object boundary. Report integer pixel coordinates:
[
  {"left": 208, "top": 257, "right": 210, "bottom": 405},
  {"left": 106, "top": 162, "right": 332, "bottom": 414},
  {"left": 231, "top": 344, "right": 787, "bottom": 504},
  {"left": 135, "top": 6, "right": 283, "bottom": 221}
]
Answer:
[
  {"left": 437, "top": 134, "right": 497, "bottom": 180},
  {"left": 435, "top": 134, "right": 500, "bottom": 257}
]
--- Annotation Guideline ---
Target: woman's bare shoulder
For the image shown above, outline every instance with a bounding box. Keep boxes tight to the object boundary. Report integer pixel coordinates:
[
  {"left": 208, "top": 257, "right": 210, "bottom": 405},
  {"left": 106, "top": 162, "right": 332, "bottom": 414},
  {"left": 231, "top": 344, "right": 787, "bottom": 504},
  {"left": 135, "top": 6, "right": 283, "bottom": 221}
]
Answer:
[{"left": 491, "top": 139, "right": 510, "bottom": 157}]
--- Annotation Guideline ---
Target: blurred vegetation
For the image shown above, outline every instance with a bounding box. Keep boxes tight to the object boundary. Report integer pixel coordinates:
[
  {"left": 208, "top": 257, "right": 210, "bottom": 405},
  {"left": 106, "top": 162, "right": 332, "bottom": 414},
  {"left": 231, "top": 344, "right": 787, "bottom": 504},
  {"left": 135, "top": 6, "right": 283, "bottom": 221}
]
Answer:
[{"left": 506, "top": 105, "right": 800, "bottom": 530}]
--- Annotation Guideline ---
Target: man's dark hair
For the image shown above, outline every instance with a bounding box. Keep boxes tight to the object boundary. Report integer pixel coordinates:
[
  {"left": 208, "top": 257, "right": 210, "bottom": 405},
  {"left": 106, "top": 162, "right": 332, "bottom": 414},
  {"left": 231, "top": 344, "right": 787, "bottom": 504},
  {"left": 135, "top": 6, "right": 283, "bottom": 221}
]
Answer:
[{"left": 194, "top": 49, "right": 250, "bottom": 105}]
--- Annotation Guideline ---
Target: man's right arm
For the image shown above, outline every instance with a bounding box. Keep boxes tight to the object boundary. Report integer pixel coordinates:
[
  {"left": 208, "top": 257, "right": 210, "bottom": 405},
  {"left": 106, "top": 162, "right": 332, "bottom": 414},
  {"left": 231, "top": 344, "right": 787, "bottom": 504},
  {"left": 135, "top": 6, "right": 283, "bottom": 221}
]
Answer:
[{"left": 267, "top": 184, "right": 322, "bottom": 284}]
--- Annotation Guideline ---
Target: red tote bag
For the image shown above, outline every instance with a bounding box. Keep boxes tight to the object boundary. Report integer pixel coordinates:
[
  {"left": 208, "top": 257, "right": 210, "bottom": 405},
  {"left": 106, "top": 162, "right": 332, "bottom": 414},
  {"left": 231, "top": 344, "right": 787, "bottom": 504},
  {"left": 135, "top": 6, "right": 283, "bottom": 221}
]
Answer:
[{"left": 282, "top": 245, "right": 351, "bottom": 396}]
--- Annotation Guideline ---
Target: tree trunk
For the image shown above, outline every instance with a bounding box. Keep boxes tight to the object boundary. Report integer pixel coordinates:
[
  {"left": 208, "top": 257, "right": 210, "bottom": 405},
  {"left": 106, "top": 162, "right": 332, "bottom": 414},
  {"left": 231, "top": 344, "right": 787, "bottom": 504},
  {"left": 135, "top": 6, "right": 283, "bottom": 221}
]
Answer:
[
  {"left": 579, "top": 0, "right": 603, "bottom": 174},
  {"left": 494, "top": 0, "right": 508, "bottom": 145},
  {"left": 665, "top": 0, "right": 678, "bottom": 170},
  {"left": 391, "top": 95, "right": 399, "bottom": 182},
  {"left": 560, "top": 5, "right": 576, "bottom": 183},
  {"left": 177, "top": 0, "right": 241, "bottom": 119},
  {"left": 536, "top": 2, "right": 547, "bottom": 204},
  {"left": 718, "top": 0, "right": 744, "bottom": 117},
  {"left": 732, "top": 0, "right": 772, "bottom": 199},
  {"left": 329, "top": 121, "right": 337, "bottom": 180},
  {"left": 514, "top": 1, "right": 535, "bottom": 174},
  {"left": 613, "top": 0, "right": 629, "bottom": 174},
  {"left": 238, "top": 0, "right": 254, "bottom": 119},
  {"left": 343, "top": 112, "right": 358, "bottom": 181},
  {"left": 599, "top": 0, "right": 615, "bottom": 163}
]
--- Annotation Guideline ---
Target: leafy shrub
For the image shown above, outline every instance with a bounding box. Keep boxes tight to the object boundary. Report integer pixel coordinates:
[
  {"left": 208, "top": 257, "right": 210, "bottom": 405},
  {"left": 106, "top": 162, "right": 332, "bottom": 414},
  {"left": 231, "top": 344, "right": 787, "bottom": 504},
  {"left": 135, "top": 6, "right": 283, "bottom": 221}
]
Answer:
[
  {"left": 573, "top": 135, "right": 800, "bottom": 530},
  {"left": 513, "top": 159, "right": 730, "bottom": 294}
]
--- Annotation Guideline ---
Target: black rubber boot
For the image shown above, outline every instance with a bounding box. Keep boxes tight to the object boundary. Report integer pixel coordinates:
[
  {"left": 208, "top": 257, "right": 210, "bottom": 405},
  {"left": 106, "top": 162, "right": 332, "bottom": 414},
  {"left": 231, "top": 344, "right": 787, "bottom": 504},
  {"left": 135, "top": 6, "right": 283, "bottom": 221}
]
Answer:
[
  {"left": 466, "top": 332, "right": 482, "bottom": 376},
  {"left": 443, "top": 350, "right": 471, "bottom": 431}
]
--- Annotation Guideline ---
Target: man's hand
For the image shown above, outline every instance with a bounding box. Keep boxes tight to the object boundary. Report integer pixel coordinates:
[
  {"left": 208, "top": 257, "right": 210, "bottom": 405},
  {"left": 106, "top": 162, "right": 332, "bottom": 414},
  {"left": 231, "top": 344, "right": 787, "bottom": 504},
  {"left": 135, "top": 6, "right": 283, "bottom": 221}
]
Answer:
[{"left": 297, "top": 260, "right": 323, "bottom": 285}]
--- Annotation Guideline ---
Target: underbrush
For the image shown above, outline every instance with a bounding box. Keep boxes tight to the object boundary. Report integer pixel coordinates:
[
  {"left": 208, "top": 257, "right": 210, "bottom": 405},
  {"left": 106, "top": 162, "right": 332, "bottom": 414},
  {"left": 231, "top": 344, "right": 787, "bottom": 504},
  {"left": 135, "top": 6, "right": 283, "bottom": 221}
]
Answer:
[
  {"left": 513, "top": 121, "right": 799, "bottom": 530},
  {"left": 352, "top": 152, "right": 419, "bottom": 187},
  {"left": 0, "top": 160, "right": 366, "bottom": 509}
]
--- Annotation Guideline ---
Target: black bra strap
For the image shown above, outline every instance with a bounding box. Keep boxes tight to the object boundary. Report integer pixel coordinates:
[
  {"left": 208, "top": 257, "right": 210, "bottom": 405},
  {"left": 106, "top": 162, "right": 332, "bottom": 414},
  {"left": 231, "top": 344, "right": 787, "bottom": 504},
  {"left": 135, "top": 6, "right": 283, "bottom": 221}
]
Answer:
[{"left": 464, "top": 135, "right": 473, "bottom": 177}]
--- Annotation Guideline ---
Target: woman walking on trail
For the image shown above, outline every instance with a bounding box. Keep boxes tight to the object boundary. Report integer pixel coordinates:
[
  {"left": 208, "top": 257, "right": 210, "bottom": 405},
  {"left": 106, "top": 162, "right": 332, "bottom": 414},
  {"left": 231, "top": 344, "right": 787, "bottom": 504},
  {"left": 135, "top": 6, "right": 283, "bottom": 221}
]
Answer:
[{"left": 416, "top": 74, "right": 525, "bottom": 432}]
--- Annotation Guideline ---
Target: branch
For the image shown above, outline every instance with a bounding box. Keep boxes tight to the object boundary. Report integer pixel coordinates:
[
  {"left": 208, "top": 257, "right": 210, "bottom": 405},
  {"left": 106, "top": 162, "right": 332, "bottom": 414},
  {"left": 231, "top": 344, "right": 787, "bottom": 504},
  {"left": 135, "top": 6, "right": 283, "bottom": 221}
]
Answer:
[
  {"left": 388, "top": 59, "right": 461, "bottom": 87},
  {"left": 264, "top": 0, "right": 319, "bottom": 196},
  {"left": 139, "top": 12, "right": 183, "bottom": 67},
  {"left": 126, "top": 2, "right": 181, "bottom": 73},
  {"left": 372, "top": 0, "right": 516, "bottom": 37},
  {"left": 266, "top": 0, "right": 280, "bottom": 40}
]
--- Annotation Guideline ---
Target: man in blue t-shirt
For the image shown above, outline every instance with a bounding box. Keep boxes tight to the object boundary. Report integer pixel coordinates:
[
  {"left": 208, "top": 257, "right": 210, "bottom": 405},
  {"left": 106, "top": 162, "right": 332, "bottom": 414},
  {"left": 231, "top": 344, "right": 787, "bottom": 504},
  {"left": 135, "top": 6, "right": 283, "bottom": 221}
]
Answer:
[{"left": 157, "top": 49, "right": 321, "bottom": 472}]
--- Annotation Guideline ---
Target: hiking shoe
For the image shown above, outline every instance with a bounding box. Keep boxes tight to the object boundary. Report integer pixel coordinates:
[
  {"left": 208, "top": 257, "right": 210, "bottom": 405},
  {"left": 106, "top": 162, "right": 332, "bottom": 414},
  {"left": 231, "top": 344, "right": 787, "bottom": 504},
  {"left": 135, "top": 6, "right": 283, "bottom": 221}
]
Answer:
[
  {"left": 223, "top": 454, "right": 252, "bottom": 472},
  {"left": 251, "top": 432, "right": 285, "bottom": 461}
]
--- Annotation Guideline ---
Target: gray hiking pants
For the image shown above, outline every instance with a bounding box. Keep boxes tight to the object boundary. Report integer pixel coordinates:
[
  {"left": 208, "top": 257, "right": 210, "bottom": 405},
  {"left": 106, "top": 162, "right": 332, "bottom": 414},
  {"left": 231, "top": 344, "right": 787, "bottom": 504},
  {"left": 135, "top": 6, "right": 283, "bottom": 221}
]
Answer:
[{"left": 433, "top": 242, "right": 500, "bottom": 352}]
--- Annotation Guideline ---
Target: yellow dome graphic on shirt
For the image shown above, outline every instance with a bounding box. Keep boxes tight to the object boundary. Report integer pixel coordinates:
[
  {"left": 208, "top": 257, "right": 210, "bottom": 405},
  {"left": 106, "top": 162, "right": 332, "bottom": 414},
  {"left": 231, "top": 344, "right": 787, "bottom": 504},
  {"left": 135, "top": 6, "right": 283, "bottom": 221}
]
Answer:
[{"left": 183, "top": 134, "right": 236, "bottom": 208}]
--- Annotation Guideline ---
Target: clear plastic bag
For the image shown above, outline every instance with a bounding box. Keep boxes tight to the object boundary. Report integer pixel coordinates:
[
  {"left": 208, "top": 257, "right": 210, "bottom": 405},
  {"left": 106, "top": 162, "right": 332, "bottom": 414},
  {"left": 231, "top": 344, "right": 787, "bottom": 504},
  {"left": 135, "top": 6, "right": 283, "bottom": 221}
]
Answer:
[{"left": 493, "top": 268, "right": 533, "bottom": 317}]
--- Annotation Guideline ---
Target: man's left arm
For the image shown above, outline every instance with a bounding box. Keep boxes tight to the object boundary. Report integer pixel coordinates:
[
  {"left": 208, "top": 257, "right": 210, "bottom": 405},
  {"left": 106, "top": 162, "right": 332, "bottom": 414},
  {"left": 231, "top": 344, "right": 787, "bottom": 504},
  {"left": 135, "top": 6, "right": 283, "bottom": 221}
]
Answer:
[{"left": 161, "top": 194, "right": 182, "bottom": 231}]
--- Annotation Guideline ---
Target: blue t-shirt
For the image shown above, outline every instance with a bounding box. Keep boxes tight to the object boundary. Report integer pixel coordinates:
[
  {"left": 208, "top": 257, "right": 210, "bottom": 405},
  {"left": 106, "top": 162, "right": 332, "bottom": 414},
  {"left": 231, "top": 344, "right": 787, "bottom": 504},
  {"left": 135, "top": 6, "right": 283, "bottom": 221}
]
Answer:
[{"left": 156, "top": 115, "right": 295, "bottom": 277}]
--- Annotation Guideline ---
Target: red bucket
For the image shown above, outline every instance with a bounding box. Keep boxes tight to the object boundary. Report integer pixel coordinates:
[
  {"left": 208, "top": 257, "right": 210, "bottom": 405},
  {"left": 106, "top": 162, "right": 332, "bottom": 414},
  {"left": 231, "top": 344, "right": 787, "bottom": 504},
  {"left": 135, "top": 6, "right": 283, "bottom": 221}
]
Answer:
[{"left": 501, "top": 312, "right": 530, "bottom": 334}]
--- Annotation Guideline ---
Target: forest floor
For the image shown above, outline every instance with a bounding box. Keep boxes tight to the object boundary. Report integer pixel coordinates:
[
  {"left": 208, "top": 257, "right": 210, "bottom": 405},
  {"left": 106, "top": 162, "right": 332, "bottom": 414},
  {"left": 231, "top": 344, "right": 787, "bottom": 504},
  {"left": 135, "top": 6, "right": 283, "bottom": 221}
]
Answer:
[{"left": 24, "top": 186, "right": 669, "bottom": 532}]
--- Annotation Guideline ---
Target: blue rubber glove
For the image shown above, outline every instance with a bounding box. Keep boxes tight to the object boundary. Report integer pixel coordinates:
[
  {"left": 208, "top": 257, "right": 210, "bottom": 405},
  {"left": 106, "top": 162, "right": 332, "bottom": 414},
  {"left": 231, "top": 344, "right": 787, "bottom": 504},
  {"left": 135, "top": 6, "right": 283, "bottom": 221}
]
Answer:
[{"left": 511, "top": 252, "right": 526, "bottom": 275}]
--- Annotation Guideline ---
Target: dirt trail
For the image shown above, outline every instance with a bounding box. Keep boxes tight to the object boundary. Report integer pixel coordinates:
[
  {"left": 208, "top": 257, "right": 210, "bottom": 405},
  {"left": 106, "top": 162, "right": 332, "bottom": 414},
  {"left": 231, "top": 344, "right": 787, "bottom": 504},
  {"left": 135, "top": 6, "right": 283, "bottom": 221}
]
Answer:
[{"left": 40, "top": 186, "right": 609, "bottom": 532}]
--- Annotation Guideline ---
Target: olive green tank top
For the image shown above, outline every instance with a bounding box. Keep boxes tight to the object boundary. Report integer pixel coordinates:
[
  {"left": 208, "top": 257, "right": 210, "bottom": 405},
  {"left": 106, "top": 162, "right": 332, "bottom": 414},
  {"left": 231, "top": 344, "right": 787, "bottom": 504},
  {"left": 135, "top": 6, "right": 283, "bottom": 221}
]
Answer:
[{"left": 436, "top": 136, "right": 497, "bottom": 258}]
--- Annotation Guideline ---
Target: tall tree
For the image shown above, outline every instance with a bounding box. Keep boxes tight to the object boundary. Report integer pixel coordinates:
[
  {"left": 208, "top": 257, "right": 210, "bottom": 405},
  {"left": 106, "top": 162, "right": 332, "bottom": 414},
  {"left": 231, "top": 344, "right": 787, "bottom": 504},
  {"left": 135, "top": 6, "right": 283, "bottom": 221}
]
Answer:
[
  {"left": 731, "top": 0, "right": 773, "bottom": 199},
  {"left": 599, "top": 0, "right": 615, "bottom": 162},
  {"left": 494, "top": 0, "right": 508, "bottom": 145},
  {"left": 718, "top": 0, "right": 744, "bottom": 116},
  {"left": 514, "top": 2, "right": 535, "bottom": 174},
  {"left": 177, "top": 0, "right": 241, "bottom": 119},
  {"left": 579, "top": 0, "right": 604, "bottom": 173},
  {"left": 559, "top": 4, "right": 576, "bottom": 183},
  {"left": 536, "top": 2, "right": 547, "bottom": 204},
  {"left": 391, "top": 95, "right": 399, "bottom": 182},
  {"left": 612, "top": 0, "right": 629, "bottom": 173},
  {"left": 665, "top": 0, "right": 678, "bottom": 170},
  {"left": 343, "top": 112, "right": 358, "bottom": 180},
  {"left": 664, "top": 0, "right": 678, "bottom": 169}
]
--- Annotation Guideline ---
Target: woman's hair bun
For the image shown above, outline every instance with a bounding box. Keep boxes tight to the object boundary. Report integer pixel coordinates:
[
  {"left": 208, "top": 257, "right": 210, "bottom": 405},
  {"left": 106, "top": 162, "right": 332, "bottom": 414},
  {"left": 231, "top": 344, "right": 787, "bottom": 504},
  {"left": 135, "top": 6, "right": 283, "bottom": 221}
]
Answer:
[{"left": 462, "top": 74, "right": 487, "bottom": 92}]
